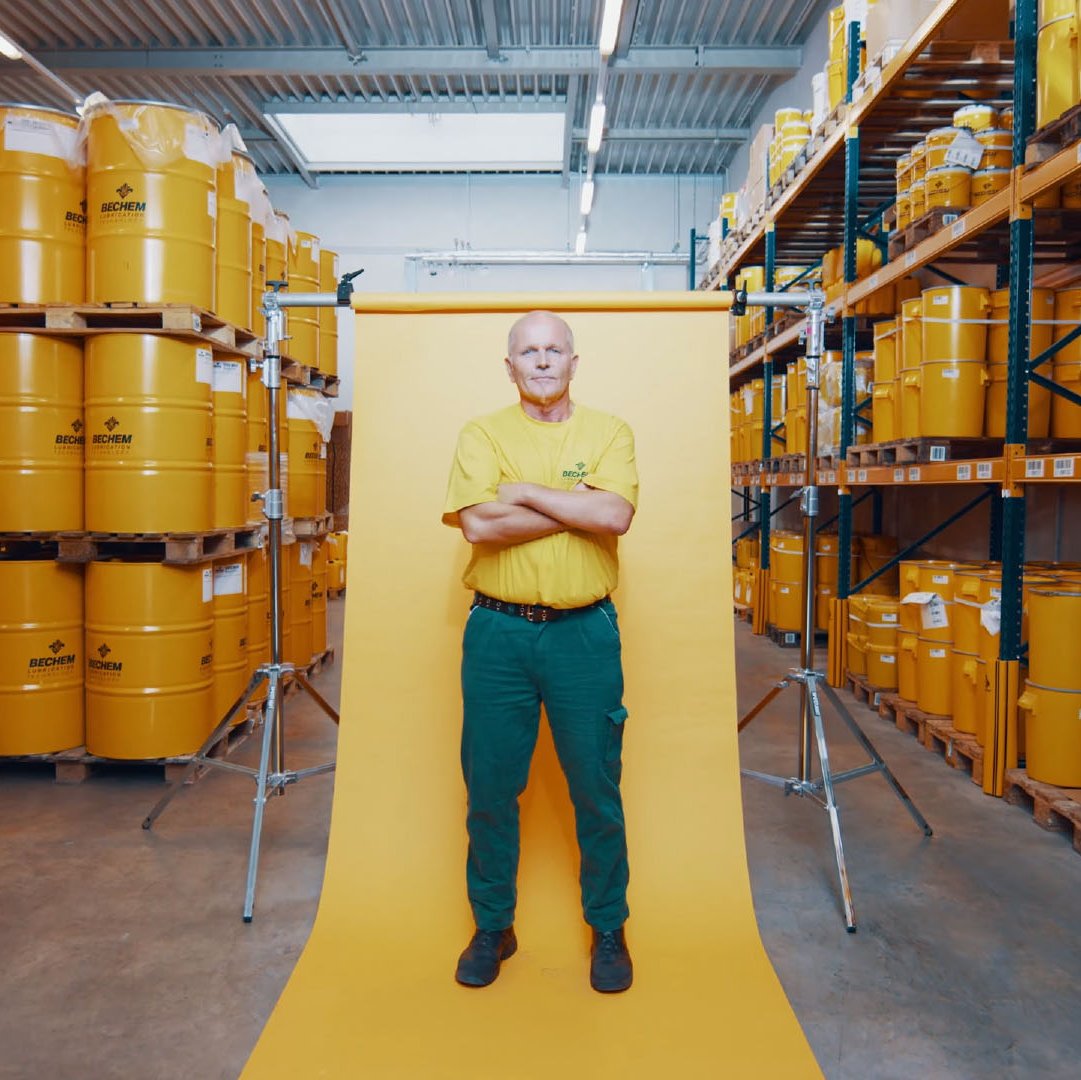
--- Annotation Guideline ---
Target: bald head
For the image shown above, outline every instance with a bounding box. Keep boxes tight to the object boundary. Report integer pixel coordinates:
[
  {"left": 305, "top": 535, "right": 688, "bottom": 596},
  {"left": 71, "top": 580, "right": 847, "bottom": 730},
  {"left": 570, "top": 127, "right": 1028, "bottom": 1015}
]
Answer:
[{"left": 507, "top": 310, "right": 575, "bottom": 356}]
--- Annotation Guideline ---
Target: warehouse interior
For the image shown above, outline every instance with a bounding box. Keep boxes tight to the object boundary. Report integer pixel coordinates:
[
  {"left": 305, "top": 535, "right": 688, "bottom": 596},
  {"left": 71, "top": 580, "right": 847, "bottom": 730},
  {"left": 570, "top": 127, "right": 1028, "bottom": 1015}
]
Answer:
[{"left": 3, "top": 1, "right": 1081, "bottom": 1077}]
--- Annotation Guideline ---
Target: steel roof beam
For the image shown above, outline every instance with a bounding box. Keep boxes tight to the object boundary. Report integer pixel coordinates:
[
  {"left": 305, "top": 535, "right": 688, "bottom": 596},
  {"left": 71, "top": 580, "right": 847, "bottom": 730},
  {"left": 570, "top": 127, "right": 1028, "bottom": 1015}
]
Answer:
[
  {"left": 479, "top": 0, "right": 500, "bottom": 60},
  {"left": 29, "top": 44, "right": 802, "bottom": 77},
  {"left": 571, "top": 126, "right": 749, "bottom": 142},
  {"left": 614, "top": 0, "right": 641, "bottom": 59}
]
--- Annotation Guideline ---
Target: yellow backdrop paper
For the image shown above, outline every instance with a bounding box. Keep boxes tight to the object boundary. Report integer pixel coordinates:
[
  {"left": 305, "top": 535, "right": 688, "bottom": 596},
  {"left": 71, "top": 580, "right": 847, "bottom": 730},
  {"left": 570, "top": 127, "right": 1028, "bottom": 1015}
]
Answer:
[{"left": 243, "top": 293, "right": 820, "bottom": 1078}]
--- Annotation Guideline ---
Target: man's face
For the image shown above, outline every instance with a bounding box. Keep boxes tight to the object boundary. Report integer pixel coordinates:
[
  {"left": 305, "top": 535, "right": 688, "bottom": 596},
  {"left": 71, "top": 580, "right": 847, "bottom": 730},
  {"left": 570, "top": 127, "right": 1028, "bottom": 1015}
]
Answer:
[{"left": 504, "top": 314, "right": 578, "bottom": 407}]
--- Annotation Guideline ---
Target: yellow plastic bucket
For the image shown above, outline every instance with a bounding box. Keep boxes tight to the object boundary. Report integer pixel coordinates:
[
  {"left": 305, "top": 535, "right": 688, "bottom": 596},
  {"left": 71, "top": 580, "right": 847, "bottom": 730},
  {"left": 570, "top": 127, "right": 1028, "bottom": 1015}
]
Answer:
[
  {"left": 925, "top": 127, "right": 961, "bottom": 170},
  {"left": 866, "top": 643, "right": 899, "bottom": 690},
  {"left": 910, "top": 142, "right": 927, "bottom": 183},
  {"left": 985, "top": 287, "right": 1053, "bottom": 438},
  {"left": 909, "top": 178, "right": 926, "bottom": 220},
  {"left": 1019, "top": 681, "right": 1081, "bottom": 786},
  {"left": 872, "top": 383, "right": 896, "bottom": 442},
  {"left": 0, "top": 334, "right": 84, "bottom": 531},
  {"left": 925, "top": 166, "right": 971, "bottom": 210},
  {"left": 896, "top": 153, "right": 912, "bottom": 192},
  {"left": 917, "top": 637, "right": 953, "bottom": 715},
  {"left": 287, "top": 231, "right": 321, "bottom": 365},
  {"left": 975, "top": 128, "right": 1012, "bottom": 170},
  {"left": 895, "top": 190, "right": 912, "bottom": 232},
  {"left": 827, "top": 59, "right": 846, "bottom": 111},
  {"left": 85, "top": 561, "right": 214, "bottom": 758},
  {"left": 290, "top": 539, "right": 315, "bottom": 665},
  {"left": 847, "top": 598, "right": 867, "bottom": 677},
  {"left": 1037, "top": 5, "right": 1078, "bottom": 129},
  {"left": 286, "top": 387, "right": 328, "bottom": 519},
  {"left": 86, "top": 100, "right": 219, "bottom": 308},
  {"left": 774, "top": 107, "right": 804, "bottom": 129},
  {"left": 899, "top": 633, "right": 919, "bottom": 700},
  {"left": 0, "top": 103, "right": 85, "bottom": 304},
  {"left": 919, "top": 361, "right": 988, "bottom": 437},
  {"left": 211, "top": 357, "right": 248, "bottom": 529},
  {"left": 971, "top": 168, "right": 1010, "bottom": 206},
  {"left": 212, "top": 554, "right": 249, "bottom": 725},
  {"left": 318, "top": 248, "right": 339, "bottom": 377},
  {"left": 951, "top": 650, "right": 982, "bottom": 734},
  {"left": 84, "top": 334, "right": 213, "bottom": 532},
  {"left": 0, "top": 560, "right": 84, "bottom": 754},
  {"left": 976, "top": 573, "right": 1057, "bottom": 667},
  {"left": 312, "top": 538, "right": 328, "bottom": 655},
  {"left": 922, "top": 285, "right": 990, "bottom": 363},
  {"left": 1028, "top": 588, "right": 1081, "bottom": 689},
  {"left": 953, "top": 104, "right": 998, "bottom": 132},
  {"left": 864, "top": 599, "right": 900, "bottom": 647},
  {"left": 899, "top": 369, "right": 921, "bottom": 437}
]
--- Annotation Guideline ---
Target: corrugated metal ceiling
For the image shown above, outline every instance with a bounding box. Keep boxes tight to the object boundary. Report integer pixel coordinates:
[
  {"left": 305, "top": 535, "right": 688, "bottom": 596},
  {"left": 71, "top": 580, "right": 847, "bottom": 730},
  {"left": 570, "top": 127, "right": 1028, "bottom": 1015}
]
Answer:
[{"left": 0, "top": 0, "right": 825, "bottom": 179}]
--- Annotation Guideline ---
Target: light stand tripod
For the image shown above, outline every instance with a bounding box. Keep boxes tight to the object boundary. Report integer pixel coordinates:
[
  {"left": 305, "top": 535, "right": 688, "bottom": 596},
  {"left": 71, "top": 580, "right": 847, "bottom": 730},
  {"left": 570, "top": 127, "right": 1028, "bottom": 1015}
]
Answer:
[
  {"left": 143, "top": 270, "right": 363, "bottom": 922},
  {"left": 734, "top": 286, "right": 932, "bottom": 932}
]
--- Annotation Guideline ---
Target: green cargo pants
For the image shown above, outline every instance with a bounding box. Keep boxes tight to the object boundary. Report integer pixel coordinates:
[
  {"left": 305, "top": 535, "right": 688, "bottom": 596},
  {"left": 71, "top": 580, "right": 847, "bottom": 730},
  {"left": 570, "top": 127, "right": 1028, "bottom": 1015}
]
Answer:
[{"left": 460, "top": 597, "right": 630, "bottom": 933}]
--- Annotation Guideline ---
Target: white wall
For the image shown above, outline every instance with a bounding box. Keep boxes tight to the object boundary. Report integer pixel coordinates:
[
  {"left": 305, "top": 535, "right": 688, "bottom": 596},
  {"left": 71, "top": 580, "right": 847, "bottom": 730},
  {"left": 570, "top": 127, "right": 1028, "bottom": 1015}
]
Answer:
[
  {"left": 726, "top": 3, "right": 833, "bottom": 195},
  {"left": 263, "top": 172, "right": 724, "bottom": 407}
]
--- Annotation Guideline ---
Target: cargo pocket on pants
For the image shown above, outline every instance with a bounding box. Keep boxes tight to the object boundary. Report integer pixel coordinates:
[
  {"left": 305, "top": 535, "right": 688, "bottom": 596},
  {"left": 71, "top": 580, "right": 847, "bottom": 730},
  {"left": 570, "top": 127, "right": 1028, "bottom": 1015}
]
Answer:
[{"left": 605, "top": 706, "right": 628, "bottom": 763}]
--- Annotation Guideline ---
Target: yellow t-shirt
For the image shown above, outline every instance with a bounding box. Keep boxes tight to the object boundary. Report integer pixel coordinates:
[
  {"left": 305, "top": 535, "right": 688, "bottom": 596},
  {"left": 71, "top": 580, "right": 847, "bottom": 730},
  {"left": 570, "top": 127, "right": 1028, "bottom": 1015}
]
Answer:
[{"left": 442, "top": 402, "right": 638, "bottom": 608}]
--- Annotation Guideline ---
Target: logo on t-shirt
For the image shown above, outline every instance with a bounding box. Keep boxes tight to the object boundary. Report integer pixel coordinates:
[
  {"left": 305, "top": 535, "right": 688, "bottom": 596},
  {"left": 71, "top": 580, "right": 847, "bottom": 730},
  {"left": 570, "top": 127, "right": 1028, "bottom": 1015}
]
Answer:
[{"left": 562, "top": 460, "right": 589, "bottom": 480}]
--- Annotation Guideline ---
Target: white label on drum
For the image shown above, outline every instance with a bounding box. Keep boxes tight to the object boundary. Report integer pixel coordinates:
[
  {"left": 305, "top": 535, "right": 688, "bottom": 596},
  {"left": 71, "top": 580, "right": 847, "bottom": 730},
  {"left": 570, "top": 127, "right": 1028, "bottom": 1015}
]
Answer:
[
  {"left": 319, "top": 443, "right": 327, "bottom": 459},
  {"left": 945, "top": 129, "right": 983, "bottom": 170},
  {"left": 212, "top": 359, "right": 243, "bottom": 394},
  {"left": 3, "top": 114, "right": 79, "bottom": 160},
  {"left": 905, "top": 250, "right": 917, "bottom": 268},
  {"left": 932, "top": 574, "right": 949, "bottom": 584},
  {"left": 195, "top": 348, "right": 214, "bottom": 384},
  {"left": 932, "top": 294, "right": 950, "bottom": 306},
  {"left": 922, "top": 596, "right": 950, "bottom": 630},
  {"left": 202, "top": 567, "right": 214, "bottom": 603},
  {"left": 881, "top": 654, "right": 897, "bottom": 664},
  {"left": 883, "top": 612, "right": 898, "bottom": 623},
  {"left": 941, "top": 368, "right": 961, "bottom": 379},
  {"left": 930, "top": 648, "right": 947, "bottom": 659},
  {"left": 299, "top": 541, "right": 313, "bottom": 567},
  {"left": 207, "top": 190, "right": 217, "bottom": 219},
  {"left": 981, "top": 600, "right": 1001, "bottom": 636},
  {"left": 183, "top": 123, "right": 215, "bottom": 167},
  {"left": 214, "top": 562, "right": 245, "bottom": 596},
  {"left": 311, "top": 238, "right": 320, "bottom": 261}
]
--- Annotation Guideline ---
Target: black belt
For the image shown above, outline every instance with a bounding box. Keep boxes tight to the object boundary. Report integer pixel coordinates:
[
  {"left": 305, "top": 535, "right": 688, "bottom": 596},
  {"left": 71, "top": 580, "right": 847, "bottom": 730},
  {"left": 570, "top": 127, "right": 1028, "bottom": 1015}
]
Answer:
[{"left": 472, "top": 592, "right": 607, "bottom": 624}]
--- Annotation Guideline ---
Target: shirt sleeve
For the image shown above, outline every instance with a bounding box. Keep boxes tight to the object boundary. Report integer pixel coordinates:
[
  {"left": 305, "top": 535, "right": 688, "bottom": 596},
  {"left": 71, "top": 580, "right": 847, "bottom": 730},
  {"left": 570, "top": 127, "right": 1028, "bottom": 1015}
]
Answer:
[
  {"left": 587, "top": 420, "right": 638, "bottom": 510},
  {"left": 442, "top": 421, "right": 501, "bottom": 527}
]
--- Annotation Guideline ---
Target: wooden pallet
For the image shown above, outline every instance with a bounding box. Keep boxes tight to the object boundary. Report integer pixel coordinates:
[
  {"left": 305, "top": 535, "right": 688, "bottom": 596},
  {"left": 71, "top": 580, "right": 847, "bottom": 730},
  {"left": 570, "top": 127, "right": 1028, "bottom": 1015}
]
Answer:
[
  {"left": 292, "top": 513, "right": 333, "bottom": 539},
  {"left": 851, "top": 41, "right": 904, "bottom": 101},
  {"left": 767, "top": 624, "right": 826, "bottom": 649},
  {"left": 46, "top": 525, "right": 265, "bottom": 565},
  {"left": 0, "top": 303, "right": 261, "bottom": 357},
  {"left": 846, "top": 436, "right": 1002, "bottom": 468},
  {"left": 1003, "top": 769, "right": 1081, "bottom": 854},
  {"left": 1026, "top": 102, "right": 1081, "bottom": 166},
  {"left": 733, "top": 602, "right": 752, "bottom": 624},
  {"left": 281, "top": 357, "right": 341, "bottom": 397},
  {"left": 875, "top": 691, "right": 985, "bottom": 786},
  {"left": 888, "top": 207, "right": 964, "bottom": 260},
  {"left": 328, "top": 586, "right": 347, "bottom": 600},
  {"left": 766, "top": 452, "right": 806, "bottom": 474},
  {"left": 0, "top": 710, "right": 261, "bottom": 784}
]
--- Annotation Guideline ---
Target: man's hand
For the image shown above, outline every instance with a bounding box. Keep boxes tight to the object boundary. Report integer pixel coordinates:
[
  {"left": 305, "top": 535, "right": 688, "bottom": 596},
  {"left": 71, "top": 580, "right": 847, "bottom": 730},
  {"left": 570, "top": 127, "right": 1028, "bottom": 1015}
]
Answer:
[{"left": 497, "top": 481, "right": 633, "bottom": 536}]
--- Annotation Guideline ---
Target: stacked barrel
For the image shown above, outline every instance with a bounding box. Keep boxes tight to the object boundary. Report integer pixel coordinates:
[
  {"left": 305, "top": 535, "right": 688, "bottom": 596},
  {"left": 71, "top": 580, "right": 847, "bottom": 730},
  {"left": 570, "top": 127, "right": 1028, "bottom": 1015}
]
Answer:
[{"left": 0, "top": 97, "right": 342, "bottom": 761}]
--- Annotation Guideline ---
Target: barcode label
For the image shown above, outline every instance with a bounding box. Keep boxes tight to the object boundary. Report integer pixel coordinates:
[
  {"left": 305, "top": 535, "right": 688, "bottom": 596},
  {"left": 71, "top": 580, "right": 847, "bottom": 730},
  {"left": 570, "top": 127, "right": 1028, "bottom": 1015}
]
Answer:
[
  {"left": 909, "top": 467, "right": 921, "bottom": 481},
  {"left": 905, "top": 250, "right": 917, "bottom": 268},
  {"left": 957, "top": 463, "right": 972, "bottom": 480},
  {"left": 858, "top": 469, "right": 868, "bottom": 482},
  {"left": 977, "top": 462, "right": 993, "bottom": 479},
  {"left": 1054, "top": 457, "right": 1075, "bottom": 477},
  {"left": 930, "top": 445, "right": 947, "bottom": 461},
  {"left": 847, "top": 469, "right": 856, "bottom": 483},
  {"left": 894, "top": 468, "right": 905, "bottom": 482},
  {"left": 952, "top": 218, "right": 967, "bottom": 239},
  {"left": 1026, "top": 458, "right": 1045, "bottom": 478}
]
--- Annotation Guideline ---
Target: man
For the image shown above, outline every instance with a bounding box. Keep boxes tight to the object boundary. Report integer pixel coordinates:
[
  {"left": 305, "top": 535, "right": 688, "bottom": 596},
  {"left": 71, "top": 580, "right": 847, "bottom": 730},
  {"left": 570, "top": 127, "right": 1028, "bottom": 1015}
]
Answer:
[{"left": 442, "top": 310, "right": 638, "bottom": 994}]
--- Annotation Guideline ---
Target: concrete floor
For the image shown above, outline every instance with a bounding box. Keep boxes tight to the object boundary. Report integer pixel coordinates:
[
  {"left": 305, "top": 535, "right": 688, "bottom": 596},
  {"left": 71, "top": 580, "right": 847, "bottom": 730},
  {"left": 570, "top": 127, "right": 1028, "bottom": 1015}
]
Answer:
[{"left": 3, "top": 605, "right": 1081, "bottom": 1078}]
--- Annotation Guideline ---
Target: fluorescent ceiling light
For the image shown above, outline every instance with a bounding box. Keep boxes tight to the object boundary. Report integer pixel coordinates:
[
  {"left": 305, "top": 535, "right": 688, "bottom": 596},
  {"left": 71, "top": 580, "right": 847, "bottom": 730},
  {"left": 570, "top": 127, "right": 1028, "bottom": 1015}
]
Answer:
[
  {"left": 587, "top": 102, "right": 606, "bottom": 153},
  {"left": 0, "top": 32, "right": 22, "bottom": 60},
  {"left": 599, "top": 0, "right": 623, "bottom": 57},
  {"left": 267, "top": 111, "right": 565, "bottom": 172},
  {"left": 580, "top": 179, "right": 595, "bottom": 215},
  {"left": 575, "top": 229, "right": 588, "bottom": 255}
]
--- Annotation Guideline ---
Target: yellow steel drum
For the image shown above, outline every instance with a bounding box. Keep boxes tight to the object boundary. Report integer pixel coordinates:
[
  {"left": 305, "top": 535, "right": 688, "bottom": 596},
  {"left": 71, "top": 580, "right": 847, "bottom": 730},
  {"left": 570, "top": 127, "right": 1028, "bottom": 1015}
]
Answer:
[
  {"left": 866, "top": 643, "right": 899, "bottom": 690},
  {"left": 922, "top": 286, "right": 989, "bottom": 362},
  {"left": 898, "top": 633, "right": 919, "bottom": 700},
  {"left": 953, "top": 569, "right": 989, "bottom": 654},
  {"left": 917, "top": 637, "right": 952, "bottom": 715},
  {"left": 312, "top": 538, "right": 328, "bottom": 656},
  {"left": 847, "top": 599, "right": 867, "bottom": 678},
  {"left": 953, "top": 103, "right": 998, "bottom": 132},
  {"left": 0, "top": 334, "right": 83, "bottom": 531},
  {"left": 871, "top": 318, "right": 897, "bottom": 440},
  {"left": 287, "top": 231, "right": 321, "bottom": 365},
  {"left": 899, "top": 298, "right": 923, "bottom": 438},
  {"left": 864, "top": 598, "right": 900, "bottom": 646},
  {"left": 815, "top": 583, "right": 833, "bottom": 633},
  {"left": 246, "top": 365, "right": 269, "bottom": 524},
  {"left": 211, "top": 357, "right": 248, "bottom": 529},
  {"left": 951, "top": 650, "right": 982, "bottom": 734},
  {"left": 1052, "top": 288, "right": 1081, "bottom": 436},
  {"left": 287, "top": 387, "right": 328, "bottom": 519},
  {"left": 1028, "top": 587, "right": 1081, "bottom": 689},
  {"left": 265, "top": 208, "right": 290, "bottom": 336},
  {"left": 251, "top": 218, "right": 266, "bottom": 340},
  {"left": 815, "top": 532, "right": 840, "bottom": 587},
  {"left": 770, "top": 530, "right": 804, "bottom": 583},
  {"left": 896, "top": 153, "right": 912, "bottom": 194},
  {"left": 770, "top": 579, "right": 803, "bottom": 632},
  {"left": 290, "top": 539, "right": 314, "bottom": 665},
  {"left": 318, "top": 248, "right": 339, "bottom": 377},
  {"left": 1019, "top": 681, "right": 1081, "bottom": 786},
  {"left": 1037, "top": 0, "right": 1078, "bottom": 129},
  {"left": 212, "top": 553, "right": 249, "bottom": 724},
  {"left": 84, "top": 334, "right": 212, "bottom": 532},
  {"left": 214, "top": 195, "right": 251, "bottom": 329},
  {"left": 0, "top": 560, "right": 83, "bottom": 753},
  {"left": 925, "top": 166, "right": 971, "bottom": 210},
  {"left": 911, "top": 179, "right": 926, "bottom": 224},
  {"left": 985, "top": 287, "right": 1052, "bottom": 437},
  {"left": 0, "top": 103, "right": 85, "bottom": 304},
  {"left": 919, "top": 361, "right": 988, "bottom": 437},
  {"left": 971, "top": 168, "right": 1009, "bottom": 206},
  {"left": 247, "top": 542, "right": 269, "bottom": 706},
  {"left": 85, "top": 561, "right": 214, "bottom": 758},
  {"left": 86, "top": 100, "right": 219, "bottom": 307}
]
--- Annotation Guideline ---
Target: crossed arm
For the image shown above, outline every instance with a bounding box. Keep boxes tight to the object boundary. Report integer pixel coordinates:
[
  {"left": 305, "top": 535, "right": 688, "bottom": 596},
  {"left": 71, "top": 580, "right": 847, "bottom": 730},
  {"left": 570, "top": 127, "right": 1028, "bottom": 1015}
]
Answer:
[{"left": 459, "top": 482, "right": 634, "bottom": 545}]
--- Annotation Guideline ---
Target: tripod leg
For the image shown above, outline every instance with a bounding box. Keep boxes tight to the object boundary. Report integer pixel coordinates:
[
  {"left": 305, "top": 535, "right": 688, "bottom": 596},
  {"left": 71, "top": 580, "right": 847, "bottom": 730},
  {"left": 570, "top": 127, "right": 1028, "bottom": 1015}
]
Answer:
[
  {"left": 737, "top": 679, "right": 791, "bottom": 733},
  {"left": 142, "top": 670, "right": 267, "bottom": 830},
  {"left": 292, "top": 670, "right": 340, "bottom": 725},
  {"left": 243, "top": 672, "right": 281, "bottom": 923},
  {"left": 819, "top": 682, "right": 933, "bottom": 837},
  {"left": 807, "top": 680, "right": 857, "bottom": 932}
]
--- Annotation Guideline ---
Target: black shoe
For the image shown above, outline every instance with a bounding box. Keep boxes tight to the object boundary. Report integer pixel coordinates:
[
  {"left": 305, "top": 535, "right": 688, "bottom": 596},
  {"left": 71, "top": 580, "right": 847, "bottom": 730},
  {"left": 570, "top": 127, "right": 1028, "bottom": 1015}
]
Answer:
[
  {"left": 590, "top": 927, "right": 633, "bottom": 992},
  {"left": 455, "top": 927, "right": 517, "bottom": 987}
]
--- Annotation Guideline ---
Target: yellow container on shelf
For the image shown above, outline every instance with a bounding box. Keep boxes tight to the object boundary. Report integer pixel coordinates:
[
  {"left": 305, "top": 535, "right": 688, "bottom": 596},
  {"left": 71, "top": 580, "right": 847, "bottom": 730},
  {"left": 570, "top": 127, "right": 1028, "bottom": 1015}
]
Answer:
[
  {"left": 925, "top": 127, "right": 962, "bottom": 169},
  {"left": 847, "top": 597, "right": 868, "bottom": 677},
  {"left": 1001, "top": 106, "right": 1014, "bottom": 129},
  {"left": 866, "top": 643, "right": 899, "bottom": 690},
  {"left": 951, "top": 650, "right": 982, "bottom": 734},
  {"left": 1018, "top": 681, "right": 1081, "bottom": 786},
  {"left": 211, "top": 357, "right": 248, "bottom": 529},
  {"left": 287, "top": 387, "right": 328, "bottom": 520},
  {"left": 919, "top": 361, "right": 988, "bottom": 437},
  {"left": 899, "top": 633, "right": 919, "bottom": 700},
  {"left": 864, "top": 598, "right": 900, "bottom": 646},
  {"left": 815, "top": 584, "right": 833, "bottom": 634},
  {"left": 899, "top": 298, "right": 923, "bottom": 438},
  {"left": 910, "top": 142, "right": 927, "bottom": 183},
  {"left": 896, "top": 153, "right": 912, "bottom": 192},
  {"left": 874, "top": 319, "right": 898, "bottom": 381},
  {"left": 247, "top": 542, "right": 269, "bottom": 706},
  {"left": 318, "top": 248, "right": 340, "bottom": 377},
  {"left": 872, "top": 382, "right": 896, "bottom": 442},
  {"left": 1037, "top": 0, "right": 1078, "bottom": 129},
  {"left": 828, "top": 59, "right": 846, "bottom": 111},
  {"left": 953, "top": 104, "right": 998, "bottom": 132},
  {"left": 774, "top": 107, "right": 804, "bottom": 129},
  {"left": 953, "top": 569, "right": 990, "bottom": 654},
  {"left": 922, "top": 285, "right": 990, "bottom": 362},
  {"left": 214, "top": 194, "right": 252, "bottom": 330},
  {"left": 917, "top": 637, "right": 953, "bottom": 715},
  {"left": 0, "top": 103, "right": 85, "bottom": 304},
  {"left": 815, "top": 532, "right": 841, "bottom": 586},
  {"left": 84, "top": 334, "right": 213, "bottom": 533},
  {"left": 770, "top": 530, "right": 804, "bottom": 584},
  {"left": 1028, "top": 587, "right": 1081, "bottom": 689},
  {"left": 287, "top": 230, "right": 321, "bottom": 366},
  {"left": 986, "top": 287, "right": 1053, "bottom": 438},
  {"left": 251, "top": 217, "right": 266, "bottom": 340},
  {"left": 85, "top": 561, "right": 214, "bottom": 759},
  {"left": 212, "top": 554, "right": 249, "bottom": 725},
  {"left": 0, "top": 560, "right": 84, "bottom": 754},
  {"left": 909, "top": 178, "right": 926, "bottom": 221},
  {"left": 975, "top": 128, "right": 1012, "bottom": 170},
  {"left": 86, "top": 100, "right": 218, "bottom": 308},
  {"left": 290, "top": 539, "right": 315, "bottom": 665},
  {"left": 1052, "top": 288, "right": 1081, "bottom": 436},
  {"left": 770, "top": 579, "right": 804, "bottom": 632},
  {"left": 312, "top": 538, "right": 328, "bottom": 656},
  {"left": 895, "top": 190, "right": 912, "bottom": 232},
  {"left": 971, "top": 168, "right": 1010, "bottom": 206},
  {"left": 925, "top": 166, "right": 971, "bottom": 210},
  {"left": 0, "top": 334, "right": 84, "bottom": 531}
]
